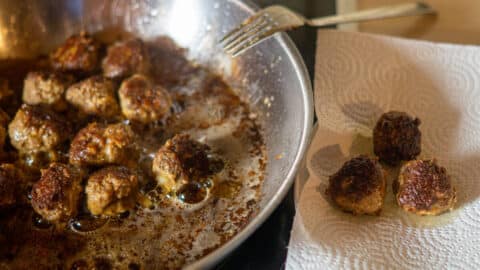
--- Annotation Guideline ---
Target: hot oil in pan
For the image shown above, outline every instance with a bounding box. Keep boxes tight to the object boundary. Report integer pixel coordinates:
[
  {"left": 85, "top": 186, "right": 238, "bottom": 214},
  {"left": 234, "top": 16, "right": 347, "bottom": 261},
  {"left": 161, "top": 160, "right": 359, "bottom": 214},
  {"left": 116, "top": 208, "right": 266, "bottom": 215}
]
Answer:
[{"left": 0, "top": 35, "right": 266, "bottom": 269}]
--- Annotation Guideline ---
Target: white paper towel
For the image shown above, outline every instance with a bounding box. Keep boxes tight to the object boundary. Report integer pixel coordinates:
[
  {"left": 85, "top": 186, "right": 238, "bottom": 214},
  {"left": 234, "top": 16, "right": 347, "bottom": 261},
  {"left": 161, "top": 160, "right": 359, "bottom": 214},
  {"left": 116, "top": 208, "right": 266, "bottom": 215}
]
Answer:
[{"left": 286, "top": 30, "right": 480, "bottom": 270}]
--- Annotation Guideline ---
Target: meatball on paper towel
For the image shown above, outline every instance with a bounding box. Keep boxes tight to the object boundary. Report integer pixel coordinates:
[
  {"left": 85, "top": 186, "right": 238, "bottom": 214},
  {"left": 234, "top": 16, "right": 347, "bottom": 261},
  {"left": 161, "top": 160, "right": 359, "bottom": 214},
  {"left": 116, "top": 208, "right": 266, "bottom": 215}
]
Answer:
[{"left": 287, "top": 30, "right": 480, "bottom": 269}]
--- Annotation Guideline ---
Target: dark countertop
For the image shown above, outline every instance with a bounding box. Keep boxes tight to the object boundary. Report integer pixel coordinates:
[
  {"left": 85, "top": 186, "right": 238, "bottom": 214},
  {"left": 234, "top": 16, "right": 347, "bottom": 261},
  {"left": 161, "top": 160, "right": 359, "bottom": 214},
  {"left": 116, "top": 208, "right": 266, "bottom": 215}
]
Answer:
[{"left": 216, "top": 1, "right": 335, "bottom": 269}]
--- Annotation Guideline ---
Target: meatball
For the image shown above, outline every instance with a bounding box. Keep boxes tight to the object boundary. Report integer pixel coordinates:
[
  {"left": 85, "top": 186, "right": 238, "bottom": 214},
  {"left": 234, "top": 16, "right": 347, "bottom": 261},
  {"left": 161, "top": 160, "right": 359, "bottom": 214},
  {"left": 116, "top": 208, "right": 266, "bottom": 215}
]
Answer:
[
  {"left": 22, "top": 71, "right": 73, "bottom": 111},
  {"left": 85, "top": 166, "right": 139, "bottom": 216},
  {"left": 69, "top": 122, "right": 135, "bottom": 166},
  {"left": 118, "top": 74, "right": 172, "bottom": 124},
  {"left": 373, "top": 111, "right": 421, "bottom": 165},
  {"left": 0, "top": 164, "right": 20, "bottom": 208},
  {"left": 50, "top": 32, "right": 100, "bottom": 74},
  {"left": 102, "top": 38, "right": 150, "bottom": 79},
  {"left": 8, "top": 104, "right": 71, "bottom": 153},
  {"left": 326, "top": 155, "right": 386, "bottom": 215},
  {"left": 65, "top": 76, "right": 119, "bottom": 117},
  {"left": 396, "top": 159, "right": 456, "bottom": 216},
  {"left": 30, "top": 163, "right": 82, "bottom": 223},
  {"left": 152, "top": 134, "right": 224, "bottom": 194}
]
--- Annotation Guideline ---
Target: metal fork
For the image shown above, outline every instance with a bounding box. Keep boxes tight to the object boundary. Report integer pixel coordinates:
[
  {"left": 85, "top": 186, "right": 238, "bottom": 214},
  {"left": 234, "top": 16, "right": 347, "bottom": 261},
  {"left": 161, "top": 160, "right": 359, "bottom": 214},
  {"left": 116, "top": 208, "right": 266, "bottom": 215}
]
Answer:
[{"left": 220, "top": 2, "right": 435, "bottom": 57}]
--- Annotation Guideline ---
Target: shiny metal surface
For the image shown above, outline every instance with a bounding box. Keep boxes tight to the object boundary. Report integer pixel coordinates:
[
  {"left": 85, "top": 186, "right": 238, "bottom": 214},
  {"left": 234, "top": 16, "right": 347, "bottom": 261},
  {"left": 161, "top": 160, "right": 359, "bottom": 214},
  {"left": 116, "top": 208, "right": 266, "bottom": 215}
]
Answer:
[
  {"left": 220, "top": 2, "right": 434, "bottom": 56},
  {"left": 0, "top": 0, "right": 313, "bottom": 268}
]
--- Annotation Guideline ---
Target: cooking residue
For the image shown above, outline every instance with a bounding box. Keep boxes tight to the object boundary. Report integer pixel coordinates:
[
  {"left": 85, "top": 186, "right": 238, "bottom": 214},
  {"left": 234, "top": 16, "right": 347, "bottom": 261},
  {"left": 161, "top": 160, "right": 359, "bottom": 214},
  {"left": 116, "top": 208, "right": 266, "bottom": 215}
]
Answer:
[{"left": 0, "top": 35, "right": 266, "bottom": 269}]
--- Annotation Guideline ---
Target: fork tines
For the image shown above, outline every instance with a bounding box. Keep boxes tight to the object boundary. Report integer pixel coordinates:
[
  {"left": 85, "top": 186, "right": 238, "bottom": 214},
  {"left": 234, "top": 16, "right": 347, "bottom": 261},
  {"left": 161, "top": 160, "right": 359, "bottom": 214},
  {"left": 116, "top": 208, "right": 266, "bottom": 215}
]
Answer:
[{"left": 220, "top": 11, "right": 275, "bottom": 57}]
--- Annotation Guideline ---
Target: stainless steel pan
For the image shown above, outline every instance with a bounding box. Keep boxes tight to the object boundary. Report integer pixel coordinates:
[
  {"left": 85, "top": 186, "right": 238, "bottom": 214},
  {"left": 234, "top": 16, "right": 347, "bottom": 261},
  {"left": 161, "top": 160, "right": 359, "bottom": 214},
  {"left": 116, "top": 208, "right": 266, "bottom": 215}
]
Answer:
[{"left": 0, "top": 0, "right": 313, "bottom": 268}]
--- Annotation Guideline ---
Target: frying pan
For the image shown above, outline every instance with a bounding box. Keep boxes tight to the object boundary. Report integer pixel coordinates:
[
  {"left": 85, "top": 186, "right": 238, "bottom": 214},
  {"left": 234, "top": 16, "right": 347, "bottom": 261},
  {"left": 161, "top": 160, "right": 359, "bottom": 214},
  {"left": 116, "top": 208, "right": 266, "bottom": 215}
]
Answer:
[{"left": 0, "top": 0, "right": 313, "bottom": 268}]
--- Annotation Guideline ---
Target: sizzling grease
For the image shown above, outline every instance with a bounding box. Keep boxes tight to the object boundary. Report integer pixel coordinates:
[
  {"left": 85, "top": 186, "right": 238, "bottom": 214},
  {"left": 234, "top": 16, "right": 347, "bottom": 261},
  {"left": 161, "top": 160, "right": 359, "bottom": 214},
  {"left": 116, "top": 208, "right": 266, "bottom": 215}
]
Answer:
[{"left": 0, "top": 35, "right": 266, "bottom": 269}]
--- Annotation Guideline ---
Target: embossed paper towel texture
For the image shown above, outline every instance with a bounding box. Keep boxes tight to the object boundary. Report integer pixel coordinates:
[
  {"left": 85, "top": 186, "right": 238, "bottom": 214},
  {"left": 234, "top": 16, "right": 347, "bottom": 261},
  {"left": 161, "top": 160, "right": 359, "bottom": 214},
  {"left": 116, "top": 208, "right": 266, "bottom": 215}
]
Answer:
[{"left": 286, "top": 30, "right": 480, "bottom": 270}]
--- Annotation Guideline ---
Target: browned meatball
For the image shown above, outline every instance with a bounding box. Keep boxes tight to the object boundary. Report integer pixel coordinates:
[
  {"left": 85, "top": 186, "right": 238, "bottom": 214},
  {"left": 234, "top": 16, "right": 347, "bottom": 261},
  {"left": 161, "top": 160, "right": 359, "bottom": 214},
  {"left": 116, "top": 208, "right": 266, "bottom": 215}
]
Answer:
[
  {"left": 22, "top": 71, "right": 73, "bottom": 111},
  {"left": 118, "top": 74, "right": 172, "bottom": 124},
  {"left": 65, "top": 76, "right": 119, "bottom": 117},
  {"left": 8, "top": 104, "right": 71, "bottom": 153},
  {"left": 30, "top": 163, "right": 82, "bottom": 223},
  {"left": 50, "top": 32, "right": 100, "bottom": 74},
  {"left": 326, "top": 155, "right": 386, "bottom": 215},
  {"left": 396, "top": 159, "right": 456, "bottom": 216},
  {"left": 0, "top": 164, "right": 20, "bottom": 208},
  {"left": 69, "top": 122, "right": 135, "bottom": 166},
  {"left": 85, "top": 166, "right": 139, "bottom": 216},
  {"left": 152, "top": 134, "right": 224, "bottom": 194},
  {"left": 373, "top": 111, "right": 421, "bottom": 165},
  {"left": 102, "top": 38, "right": 150, "bottom": 79}
]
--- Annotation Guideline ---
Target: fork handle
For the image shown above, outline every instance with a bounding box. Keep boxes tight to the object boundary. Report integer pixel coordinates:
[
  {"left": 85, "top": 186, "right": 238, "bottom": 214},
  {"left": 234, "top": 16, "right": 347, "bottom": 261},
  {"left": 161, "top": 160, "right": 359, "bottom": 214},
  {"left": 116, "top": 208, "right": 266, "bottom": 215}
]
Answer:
[{"left": 307, "top": 2, "right": 435, "bottom": 27}]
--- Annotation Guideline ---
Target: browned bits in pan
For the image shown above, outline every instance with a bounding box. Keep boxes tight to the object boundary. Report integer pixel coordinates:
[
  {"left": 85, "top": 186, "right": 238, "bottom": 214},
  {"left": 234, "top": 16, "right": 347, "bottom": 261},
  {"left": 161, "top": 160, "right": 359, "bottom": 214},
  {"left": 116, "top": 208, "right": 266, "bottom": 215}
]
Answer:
[
  {"left": 0, "top": 107, "right": 9, "bottom": 127},
  {"left": 396, "top": 159, "right": 456, "bottom": 216},
  {"left": 373, "top": 111, "right": 421, "bottom": 165},
  {"left": 0, "top": 128, "right": 5, "bottom": 150},
  {"left": 70, "top": 258, "right": 114, "bottom": 270},
  {"left": 0, "top": 164, "right": 21, "bottom": 208},
  {"left": 22, "top": 71, "right": 73, "bottom": 111},
  {"left": 8, "top": 104, "right": 71, "bottom": 153},
  {"left": 102, "top": 38, "right": 151, "bottom": 79},
  {"left": 0, "top": 129, "right": 5, "bottom": 151},
  {"left": 327, "top": 155, "right": 386, "bottom": 215},
  {"left": 69, "top": 122, "right": 135, "bottom": 166},
  {"left": 0, "top": 31, "right": 263, "bottom": 268},
  {"left": 50, "top": 32, "right": 100, "bottom": 74},
  {"left": 66, "top": 75, "right": 119, "bottom": 117},
  {"left": 0, "top": 108, "right": 9, "bottom": 148},
  {"left": 118, "top": 74, "right": 172, "bottom": 124},
  {"left": 85, "top": 166, "right": 139, "bottom": 217},
  {"left": 30, "top": 163, "right": 82, "bottom": 223},
  {"left": 0, "top": 78, "right": 14, "bottom": 101}
]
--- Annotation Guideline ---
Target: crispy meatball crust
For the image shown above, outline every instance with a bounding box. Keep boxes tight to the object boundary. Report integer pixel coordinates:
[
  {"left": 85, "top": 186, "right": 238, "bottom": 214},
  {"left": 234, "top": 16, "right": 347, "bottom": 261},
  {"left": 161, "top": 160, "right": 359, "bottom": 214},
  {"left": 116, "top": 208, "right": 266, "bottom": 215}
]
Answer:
[
  {"left": 50, "top": 32, "right": 100, "bottom": 74},
  {"left": 8, "top": 104, "right": 71, "bottom": 153},
  {"left": 102, "top": 38, "right": 151, "bottom": 79},
  {"left": 326, "top": 155, "right": 386, "bottom": 215},
  {"left": 152, "top": 134, "right": 224, "bottom": 193},
  {"left": 373, "top": 111, "right": 421, "bottom": 165},
  {"left": 86, "top": 166, "right": 139, "bottom": 216},
  {"left": 65, "top": 75, "right": 119, "bottom": 117},
  {"left": 118, "top": 74, "right": 172, "bottom": 123},
  {"left": 396, "top": 159, "right": 456, "bottom": 216},
  {"left": 0, "top": 164, "right": 20, "bottom": 208},
  {"left": 69, "top": 122, "right": 135, "bottom": 166},
  {"left": 30, "top": 163, "right": 82, "bottom": 223},
  {"left": 22, "top": 71, "right": 73, "bottom": 110}
]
